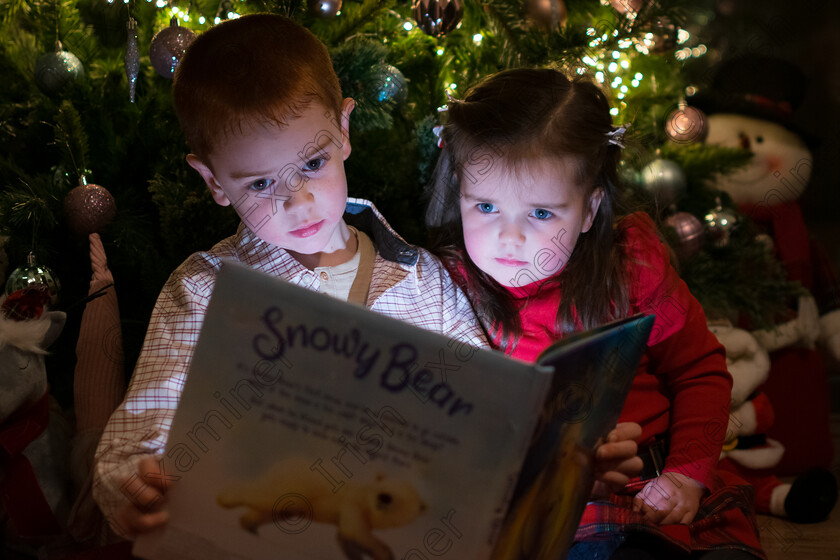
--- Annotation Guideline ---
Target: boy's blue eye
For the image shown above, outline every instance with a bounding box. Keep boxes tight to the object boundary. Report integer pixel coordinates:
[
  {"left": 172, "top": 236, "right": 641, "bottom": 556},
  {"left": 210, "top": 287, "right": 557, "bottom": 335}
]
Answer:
[
  {"left": 304, "top": 157, "right": 326, "bottom": 172},
  {"left": 477, "top": 203, "right": 497, "bottom": 214},
  {"left": 530, "top": 208, "right": 553, "bottom": 220},
  {"left": 249, "top": 178, "right": 275, "bottom": 192}
]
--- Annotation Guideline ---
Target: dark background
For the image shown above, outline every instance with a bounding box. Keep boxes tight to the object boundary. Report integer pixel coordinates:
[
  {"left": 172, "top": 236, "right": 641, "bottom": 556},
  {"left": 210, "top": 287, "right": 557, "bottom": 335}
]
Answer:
[{"left": 705, "top": 0, "right": 840, "bottom": 404}]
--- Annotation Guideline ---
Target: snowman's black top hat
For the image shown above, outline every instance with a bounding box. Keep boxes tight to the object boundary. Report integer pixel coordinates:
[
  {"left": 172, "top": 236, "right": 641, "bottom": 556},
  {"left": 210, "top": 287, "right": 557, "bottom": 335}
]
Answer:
[{"left": 689, "top": 55, "right": 806, "bottom": 128}]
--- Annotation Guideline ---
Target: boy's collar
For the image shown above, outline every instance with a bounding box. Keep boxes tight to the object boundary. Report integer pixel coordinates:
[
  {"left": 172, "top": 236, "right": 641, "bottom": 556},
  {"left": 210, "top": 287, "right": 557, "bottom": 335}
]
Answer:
[{"left": 343, "top": 200, "right": 418, "bottom": 266}]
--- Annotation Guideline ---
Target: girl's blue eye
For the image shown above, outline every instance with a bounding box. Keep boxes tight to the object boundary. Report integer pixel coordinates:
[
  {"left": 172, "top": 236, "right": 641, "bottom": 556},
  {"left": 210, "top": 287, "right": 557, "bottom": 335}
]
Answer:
[
  {"left": 249, "top": 178, "right": 275, "bottom": 192},
  {"left": 477, "top": 202, "right": 497, "bottom": 213},
  {"left": 530, "top": 208, "right": 553, "bottom": 220},
  {"left": 304, "top": 157, "right": 326, "bottom": 172}
]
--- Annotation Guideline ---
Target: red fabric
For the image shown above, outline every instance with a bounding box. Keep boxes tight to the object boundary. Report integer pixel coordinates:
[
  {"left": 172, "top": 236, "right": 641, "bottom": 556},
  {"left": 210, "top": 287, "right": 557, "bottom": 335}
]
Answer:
[
  {"left": 502, "top": 213, "right": 733, "bottom": 488},
  {"left": 737, "top": 200, "right": 835, "bottom": 474},
  {"left": 750, "top": 393, "right": 775, "bottom": 436},
  {"left": 739, "top": 201, "right": 812, "bottom": 293},
  {"left": 0, "top": 393, "right": 62, "bottom": 537},
  {"left": 762, "top": 348, "right": 833, "bottom": 474},
  {"left": 1, "top": 286, "right": 51, "bottom": 321},
  {"left": 577, "top": 470, "right": 765, "bottom": 558},
  {"left": 467, "top": 212, "right": 763, "bottom": 556},
  {"left": 718, "top": 457, "right": 784, "bottom": 515}
]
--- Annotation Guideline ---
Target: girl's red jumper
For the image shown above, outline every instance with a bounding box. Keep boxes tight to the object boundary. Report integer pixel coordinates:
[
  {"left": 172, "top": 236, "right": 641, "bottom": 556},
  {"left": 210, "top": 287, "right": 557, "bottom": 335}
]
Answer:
[{"left": 477, "top": 212, "right": 766, "bottom": 558}]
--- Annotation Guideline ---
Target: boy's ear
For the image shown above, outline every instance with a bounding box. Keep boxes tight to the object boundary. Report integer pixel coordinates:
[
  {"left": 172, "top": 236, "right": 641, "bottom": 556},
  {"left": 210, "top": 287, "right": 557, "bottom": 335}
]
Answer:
[
  {"left": 186, "top": 154, "right": 231, "bottom": 207},
  {"left": 581, "top": 187, "right": 604, "bottom": 233},
  {"left": 340, "top": 98, "right": 355, "bottom": 161}
]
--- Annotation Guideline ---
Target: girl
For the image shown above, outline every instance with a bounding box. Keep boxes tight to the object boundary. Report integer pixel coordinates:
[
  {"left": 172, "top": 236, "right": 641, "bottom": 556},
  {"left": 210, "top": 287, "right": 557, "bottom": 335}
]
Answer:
[{"left": 426, "top": 68, "right": 766, "bottom": 560}]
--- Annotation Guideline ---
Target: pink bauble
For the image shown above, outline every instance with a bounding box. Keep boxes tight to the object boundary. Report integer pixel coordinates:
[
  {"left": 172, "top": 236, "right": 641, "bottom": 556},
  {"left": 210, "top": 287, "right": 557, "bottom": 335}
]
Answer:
[
  {"left": 666, "top": 105, "right": 708, "bottom": 144},
  {"left": 610, "top": 0, "right": 643, "bottom": 15},
  {"left": 149, "top": 18, "right": 196, "bottom": 79},
  {"left": 665, "top": 212, "right": 705, "bottom": 259},
  {"left": 64, "top": 183, "right": 117, "bottom": 236}
]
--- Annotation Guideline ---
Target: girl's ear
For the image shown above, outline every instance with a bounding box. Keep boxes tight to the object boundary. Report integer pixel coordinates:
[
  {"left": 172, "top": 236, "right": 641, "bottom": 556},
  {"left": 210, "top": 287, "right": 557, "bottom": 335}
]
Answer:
[
  {"left": 581, "top": 187, "right": 604, "bottom": 233},
  {"left": 186, "top": 154, "right": 231, "bottom": 207},
  {"left": 339, "top": 98, "right": 355, "bottom": 161}
]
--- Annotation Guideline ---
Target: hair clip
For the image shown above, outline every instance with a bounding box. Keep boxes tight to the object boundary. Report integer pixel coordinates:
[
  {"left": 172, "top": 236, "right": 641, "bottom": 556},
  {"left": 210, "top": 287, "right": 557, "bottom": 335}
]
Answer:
[
  {"left": 432, "top": 125, "right": 445, "bottom": 148},
  {"left": 606, "top": 124, "right": 630, "bottom": 149}
]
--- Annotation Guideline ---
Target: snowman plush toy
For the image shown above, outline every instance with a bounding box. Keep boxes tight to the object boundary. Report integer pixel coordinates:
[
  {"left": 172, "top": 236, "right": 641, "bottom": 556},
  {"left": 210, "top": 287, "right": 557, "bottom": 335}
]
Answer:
[{"left": 693, "top": 55, "right": 840, "bottom": 522}]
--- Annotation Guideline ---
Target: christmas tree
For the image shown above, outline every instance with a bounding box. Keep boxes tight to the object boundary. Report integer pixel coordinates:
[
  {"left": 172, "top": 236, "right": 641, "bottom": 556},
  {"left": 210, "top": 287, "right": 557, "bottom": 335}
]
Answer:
[{"left": 0, "top": 0, "right": 802, "bottom": 406}]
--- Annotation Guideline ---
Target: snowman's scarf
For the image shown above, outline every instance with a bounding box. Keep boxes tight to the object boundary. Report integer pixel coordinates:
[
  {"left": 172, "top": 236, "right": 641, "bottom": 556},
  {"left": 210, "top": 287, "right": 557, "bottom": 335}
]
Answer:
[
  {"left": 0, "top": 392, "right": 62, "bottom": 536},
  {"left": 739, "top": 200, "right": 812, "bottom": 289}
]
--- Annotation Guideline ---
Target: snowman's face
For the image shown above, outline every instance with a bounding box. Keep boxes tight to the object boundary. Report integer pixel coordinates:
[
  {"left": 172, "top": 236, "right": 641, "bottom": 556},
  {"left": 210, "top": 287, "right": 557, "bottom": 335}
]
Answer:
[{"left": 705, "top": 113, "right": 812, "bottom": 205}]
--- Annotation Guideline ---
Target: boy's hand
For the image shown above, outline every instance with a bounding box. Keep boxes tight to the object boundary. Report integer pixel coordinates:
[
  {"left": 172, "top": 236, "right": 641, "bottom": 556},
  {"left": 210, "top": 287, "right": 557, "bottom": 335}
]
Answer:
[
  {"left": 591, "top": 422, "right": 643, "bottom": 498},
  {"left": 112, "top": 456, "right": 175, "bottom": 538},
  {"left": 632, "top": 471, "right": 704, "bottom": 525}
]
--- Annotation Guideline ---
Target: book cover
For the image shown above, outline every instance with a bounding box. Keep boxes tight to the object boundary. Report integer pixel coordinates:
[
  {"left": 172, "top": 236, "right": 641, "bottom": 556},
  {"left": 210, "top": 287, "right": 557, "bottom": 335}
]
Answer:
[{"left": 133, "top": 261, "right": 652, "bottom": 560}]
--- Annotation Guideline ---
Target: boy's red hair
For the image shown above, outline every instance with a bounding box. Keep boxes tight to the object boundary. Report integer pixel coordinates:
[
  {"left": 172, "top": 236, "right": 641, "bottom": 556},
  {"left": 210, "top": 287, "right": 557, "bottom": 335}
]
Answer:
[{"left": 173, "top": 14, "right": 343, "bottom": 160}]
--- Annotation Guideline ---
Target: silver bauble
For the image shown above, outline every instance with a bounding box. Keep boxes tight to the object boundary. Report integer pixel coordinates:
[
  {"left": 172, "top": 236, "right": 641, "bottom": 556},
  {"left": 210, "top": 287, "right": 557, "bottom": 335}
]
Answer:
[{"left": 640, "top": 159, "right": 687, "bottom": 205}]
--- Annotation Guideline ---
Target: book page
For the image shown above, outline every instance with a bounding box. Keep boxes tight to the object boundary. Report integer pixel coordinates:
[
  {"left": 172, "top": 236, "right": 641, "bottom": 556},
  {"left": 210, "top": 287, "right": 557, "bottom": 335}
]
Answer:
[{"left": 134, "top": 261, "right": 548, "bottom": 560}]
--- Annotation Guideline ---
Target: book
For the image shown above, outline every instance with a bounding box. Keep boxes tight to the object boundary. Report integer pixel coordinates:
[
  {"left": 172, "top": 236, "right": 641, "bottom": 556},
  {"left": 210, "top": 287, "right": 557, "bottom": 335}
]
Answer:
[{"left": 133, "top": 261, "right": 654, "bottom": 560}]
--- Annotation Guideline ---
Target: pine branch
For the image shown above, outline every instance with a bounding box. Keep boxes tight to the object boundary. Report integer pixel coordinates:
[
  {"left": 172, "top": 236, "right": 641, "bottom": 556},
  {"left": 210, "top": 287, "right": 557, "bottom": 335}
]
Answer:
[
  {"left": 54, "top": 100, "right": 89, "bottom": 178},
  {"left": 309, "top": 0, "right": 396, "bottom": 46},
  {"left": 331, "top": 39, "right": 398, "bottom": 131}
]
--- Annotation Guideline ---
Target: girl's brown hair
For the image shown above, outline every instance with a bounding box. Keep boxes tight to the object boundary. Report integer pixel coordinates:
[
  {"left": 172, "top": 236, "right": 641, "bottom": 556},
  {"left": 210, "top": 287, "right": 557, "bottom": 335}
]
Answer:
[{"left": 426, "top": 68, "right": 631, "bottom": 349}]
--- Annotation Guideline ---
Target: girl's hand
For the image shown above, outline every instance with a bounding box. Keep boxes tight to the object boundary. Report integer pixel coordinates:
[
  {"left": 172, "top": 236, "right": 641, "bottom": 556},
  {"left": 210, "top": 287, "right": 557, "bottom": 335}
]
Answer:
[
  {"left": 632, "top": 472, "right": 704, "bottom": 525},
  {"left": 591, "top": 422, "right": 643, "bottom": 498}
]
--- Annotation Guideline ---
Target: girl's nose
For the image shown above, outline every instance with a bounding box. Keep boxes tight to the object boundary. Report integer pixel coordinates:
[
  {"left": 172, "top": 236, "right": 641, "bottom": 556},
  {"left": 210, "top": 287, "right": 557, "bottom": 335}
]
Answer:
[{"left": 499, "top": 221, "right": 525, "bottom": 246}]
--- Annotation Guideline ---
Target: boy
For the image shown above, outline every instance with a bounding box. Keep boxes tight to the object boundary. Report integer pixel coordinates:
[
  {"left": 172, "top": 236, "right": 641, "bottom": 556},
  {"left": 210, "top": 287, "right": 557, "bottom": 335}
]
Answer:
[{"left": 93, "top": 13, "right": 641, "bottom": 539}]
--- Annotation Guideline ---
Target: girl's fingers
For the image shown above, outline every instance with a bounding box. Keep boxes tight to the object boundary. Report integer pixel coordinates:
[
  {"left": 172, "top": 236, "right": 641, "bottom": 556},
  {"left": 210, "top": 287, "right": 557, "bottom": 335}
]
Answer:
[
  {"left": 640, "top": 500, "right": 667, "bottom": 524},
  {"left": 631, "top": 496, "right": 644, "bottom": 513},
  {"left": 595, "top": 440, "right": 638, "bottom": 461},
  {"left": 680, "top": 508, "right": 697, "bottom": 525},
  {"left": 595, "top": 455, "right": 642, "bottom": 477},
  {"left": 659, "top": 506, "right": 685, "bottom": 525},
  {"left": 596, "top": 470, "right": 631, "bottom": 490},
  {"left": 609, "top": 422, "right": 642, "bottom": 443}
]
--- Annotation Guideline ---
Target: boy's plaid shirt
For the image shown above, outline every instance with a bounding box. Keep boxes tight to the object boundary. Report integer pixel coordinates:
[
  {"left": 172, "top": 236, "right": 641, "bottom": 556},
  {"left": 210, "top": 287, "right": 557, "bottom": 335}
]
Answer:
[{"left": 93, "top": 199, "right": 488, "bottom": 527}]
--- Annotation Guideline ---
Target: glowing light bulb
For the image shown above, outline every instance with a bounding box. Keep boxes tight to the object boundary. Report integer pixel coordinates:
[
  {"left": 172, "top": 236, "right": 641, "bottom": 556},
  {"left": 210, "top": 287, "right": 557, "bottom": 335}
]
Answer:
[{"left": 404, "top": 22, "right": 413, "bottom": 31}]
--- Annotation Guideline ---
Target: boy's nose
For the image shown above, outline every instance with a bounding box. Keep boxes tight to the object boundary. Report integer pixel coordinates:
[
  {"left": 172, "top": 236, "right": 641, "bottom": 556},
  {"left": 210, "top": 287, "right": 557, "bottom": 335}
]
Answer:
[{"left": 282, "top": 178, "right": 315, "bottom": 211}]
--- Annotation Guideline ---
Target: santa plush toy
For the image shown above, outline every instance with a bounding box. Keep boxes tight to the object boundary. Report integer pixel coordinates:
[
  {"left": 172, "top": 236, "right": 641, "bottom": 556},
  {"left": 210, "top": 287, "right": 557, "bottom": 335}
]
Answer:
[
  {"left": 1, "top": 234, "right": 128, "bottom": 557},
  {"left": 0, "top": 285, "right": 72, "bottom": 554},
  {"left": 694, "top": 56, "right": 840, "bottom": 481},
  {"left": 709, "top": 322, "right": 837, "bottom": 523}
]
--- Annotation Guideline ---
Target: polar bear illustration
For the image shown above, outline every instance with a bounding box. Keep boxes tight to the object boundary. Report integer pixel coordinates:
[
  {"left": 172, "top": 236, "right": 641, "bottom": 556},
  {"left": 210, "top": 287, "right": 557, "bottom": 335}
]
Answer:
[{"left": 217, "top": 458, "right": 426, "bottom": 560}]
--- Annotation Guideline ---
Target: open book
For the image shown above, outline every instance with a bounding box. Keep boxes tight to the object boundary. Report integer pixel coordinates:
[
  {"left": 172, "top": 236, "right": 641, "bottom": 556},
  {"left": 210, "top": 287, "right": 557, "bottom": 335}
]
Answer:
[{"left": 134, "top": 261, "right": 654, "bottom": 560}]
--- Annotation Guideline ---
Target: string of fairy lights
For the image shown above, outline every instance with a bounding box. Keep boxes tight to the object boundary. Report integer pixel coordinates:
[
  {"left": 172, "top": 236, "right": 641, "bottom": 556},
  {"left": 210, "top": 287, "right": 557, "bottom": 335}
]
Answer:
[{"left": 93, "top": 0, "right": 711, "bottom": 121}]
